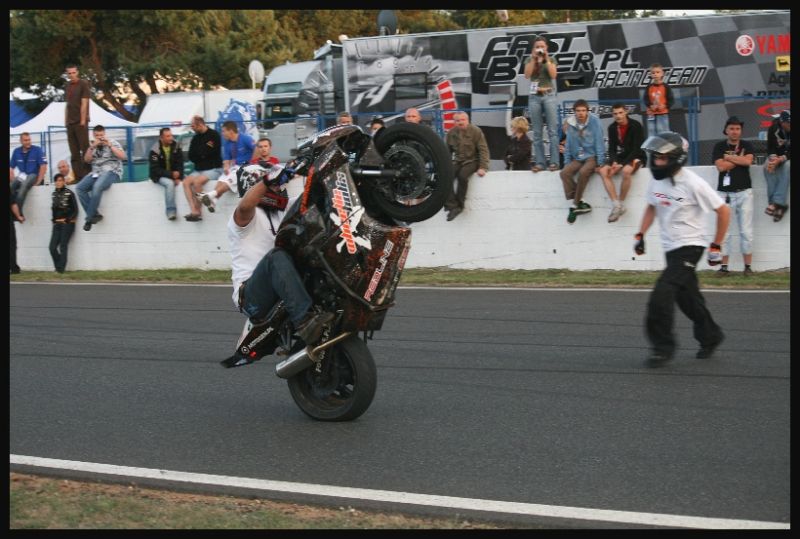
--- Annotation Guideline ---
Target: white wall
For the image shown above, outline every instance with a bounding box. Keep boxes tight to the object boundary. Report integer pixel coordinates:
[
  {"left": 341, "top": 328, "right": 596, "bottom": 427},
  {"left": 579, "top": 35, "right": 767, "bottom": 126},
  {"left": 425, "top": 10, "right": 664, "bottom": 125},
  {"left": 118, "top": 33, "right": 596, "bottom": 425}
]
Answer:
[{"left": 14, "top": 167, "right": 790, "bottom": 273}]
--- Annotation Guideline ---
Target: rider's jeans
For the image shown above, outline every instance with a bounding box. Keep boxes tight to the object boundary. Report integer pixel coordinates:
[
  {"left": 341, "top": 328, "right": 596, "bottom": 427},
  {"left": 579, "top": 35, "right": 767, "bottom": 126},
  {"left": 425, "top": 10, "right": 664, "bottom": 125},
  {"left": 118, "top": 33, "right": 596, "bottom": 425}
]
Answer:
[{"left": 242, "top": 248, "right": 312, "bottom": 326}]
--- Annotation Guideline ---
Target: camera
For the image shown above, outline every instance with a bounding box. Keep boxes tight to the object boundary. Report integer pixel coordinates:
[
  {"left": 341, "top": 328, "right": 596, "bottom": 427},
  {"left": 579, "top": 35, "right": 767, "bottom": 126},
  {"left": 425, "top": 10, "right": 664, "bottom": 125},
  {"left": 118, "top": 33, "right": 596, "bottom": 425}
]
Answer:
[{"left": 535, "top": 48, "right": 546, "bottom": 57}]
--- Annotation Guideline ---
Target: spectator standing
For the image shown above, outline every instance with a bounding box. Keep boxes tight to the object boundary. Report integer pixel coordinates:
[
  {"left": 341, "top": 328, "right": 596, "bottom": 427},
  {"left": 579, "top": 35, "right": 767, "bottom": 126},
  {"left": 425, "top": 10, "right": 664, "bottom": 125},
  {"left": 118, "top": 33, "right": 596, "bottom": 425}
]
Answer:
[
  {"left": 197, "top": 121, "right": 256, "bottom": 214},
  {"left": 148, "top": 127, "right": 184, "bottom": 221},
  {"left": 404, "top": 108, "right": 422, "bottom": 124},
  {"left": 712, "top": 116, "right": 755, "bottom": 276},
  {"left": 76, "top": 125, "right": 125, "bottom": 231},
  {"left": 10, "top": 132, "right": 48, "bottom": 214},
  {"left": 49, "top": 173, "right": 78, "bottom": 273},
  {"left": 643, "top": 63, "right": 674, "bottom": 136},
  {"left": 504, "top": 116, "right": 532, "bottom": 170},
  {"left": 64, "top": 63, "right": 92, "bottom": 178},
  {"left": 560, "top": 99, "right": 605, "bottom": 224},
  {"left": 57, "top": 160, "right": 77, "bottom": 185},
  {"left": 10, "top": 187, "right": 25, "bottom": 274},
  {"left": 183, "top": 116, "right": 224, "bottom": 220},
  {"left": 443, "top": 111, "right": 490, "bottom": 221},
  {"left": 634, "top": 132, "right": 729, "bottom": 366},
  {"left": 524, "top": 35, "right": 560, "bottom": 173},
  {"left": 597, "top": 104, "right": 646, "bottom": 222},
  {"left": 763, "top": 109, "right": 790, "bottom": 222},
  {"left": 250, "top": 137, "right": 280, "bottom": 167}
]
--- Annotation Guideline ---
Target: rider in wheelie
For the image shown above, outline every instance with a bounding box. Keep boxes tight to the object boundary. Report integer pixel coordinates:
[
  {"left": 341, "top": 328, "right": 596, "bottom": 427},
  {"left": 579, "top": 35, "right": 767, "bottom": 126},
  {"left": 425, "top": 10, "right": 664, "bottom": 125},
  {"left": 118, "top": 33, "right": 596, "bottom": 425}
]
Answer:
[{"left": 221, "top": 164, "right": 333, "bottom": 368}]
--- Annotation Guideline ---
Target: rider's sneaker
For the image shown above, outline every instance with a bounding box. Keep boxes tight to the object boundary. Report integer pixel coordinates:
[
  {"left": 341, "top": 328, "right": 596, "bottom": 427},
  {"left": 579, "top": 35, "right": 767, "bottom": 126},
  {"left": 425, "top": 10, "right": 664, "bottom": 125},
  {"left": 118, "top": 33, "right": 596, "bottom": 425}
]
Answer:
[
  {"left": 295, "top": 310, "right": 335, "bottom": 346},
  {"left": 197, "top": 192, "right": 216, "bottom": 213}
]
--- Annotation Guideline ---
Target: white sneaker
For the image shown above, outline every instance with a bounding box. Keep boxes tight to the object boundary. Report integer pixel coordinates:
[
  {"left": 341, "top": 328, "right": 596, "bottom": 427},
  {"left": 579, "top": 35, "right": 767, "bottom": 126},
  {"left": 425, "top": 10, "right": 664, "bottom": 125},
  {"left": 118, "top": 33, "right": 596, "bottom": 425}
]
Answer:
[
  {"left": 196, "top": 192, "right": 216, "bottom": 213},
  {"left": 608, "top": 204, "right": 626, "bottom": 223}
]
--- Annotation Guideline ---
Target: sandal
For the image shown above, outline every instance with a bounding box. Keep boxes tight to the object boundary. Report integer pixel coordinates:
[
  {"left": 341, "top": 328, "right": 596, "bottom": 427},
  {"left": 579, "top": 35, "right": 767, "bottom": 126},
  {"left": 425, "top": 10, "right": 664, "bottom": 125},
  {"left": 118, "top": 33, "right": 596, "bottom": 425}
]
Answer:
[
  {"left": 547, "top": 163, "right": 559, "bottom": 172},
  {"left": 773, "top": 206, "right": 786, "bottom": 222},
  {"left": 765, "top": 204, "right": 777, "bottom": 216},
  {"left": 184, "top": 214, "right": 202, "bottom": 222},
  {"left": 531, "top": 165, "right": 543, "bottom": 173}
]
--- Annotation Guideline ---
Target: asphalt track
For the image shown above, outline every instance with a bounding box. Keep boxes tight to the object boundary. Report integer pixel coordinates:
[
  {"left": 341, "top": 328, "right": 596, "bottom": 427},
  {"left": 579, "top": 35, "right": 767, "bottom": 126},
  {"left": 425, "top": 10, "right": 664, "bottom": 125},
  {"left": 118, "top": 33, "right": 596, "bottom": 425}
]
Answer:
[{"left": 9, "top": 283, "right": 790, "bottom": 528}]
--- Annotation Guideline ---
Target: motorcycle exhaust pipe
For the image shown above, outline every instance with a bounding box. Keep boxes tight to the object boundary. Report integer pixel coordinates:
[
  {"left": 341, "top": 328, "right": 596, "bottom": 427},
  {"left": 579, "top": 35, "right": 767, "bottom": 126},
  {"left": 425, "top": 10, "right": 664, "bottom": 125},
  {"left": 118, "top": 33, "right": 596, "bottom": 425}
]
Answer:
[{"left": 275, "top": 332, "right": 352, "bottom": 379}]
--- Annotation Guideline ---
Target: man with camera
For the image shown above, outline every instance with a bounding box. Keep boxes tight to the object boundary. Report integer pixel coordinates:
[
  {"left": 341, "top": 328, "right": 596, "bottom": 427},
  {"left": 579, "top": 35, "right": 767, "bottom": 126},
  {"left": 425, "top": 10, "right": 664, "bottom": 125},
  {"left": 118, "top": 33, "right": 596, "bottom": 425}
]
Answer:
[
  {"left": 76, "top": 125, "right": 125, "bottom": 231},
  {"left": 524, "top": 35, "right": 560, "bottom": 173}
]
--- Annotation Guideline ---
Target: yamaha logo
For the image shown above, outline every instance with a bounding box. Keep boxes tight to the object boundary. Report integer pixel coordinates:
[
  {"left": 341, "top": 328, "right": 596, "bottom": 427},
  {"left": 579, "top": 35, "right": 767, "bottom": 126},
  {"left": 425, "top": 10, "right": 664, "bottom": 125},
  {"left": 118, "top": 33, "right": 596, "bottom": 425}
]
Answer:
[{"left": 736, "top": 35, "right": 755, "bottom": 56}]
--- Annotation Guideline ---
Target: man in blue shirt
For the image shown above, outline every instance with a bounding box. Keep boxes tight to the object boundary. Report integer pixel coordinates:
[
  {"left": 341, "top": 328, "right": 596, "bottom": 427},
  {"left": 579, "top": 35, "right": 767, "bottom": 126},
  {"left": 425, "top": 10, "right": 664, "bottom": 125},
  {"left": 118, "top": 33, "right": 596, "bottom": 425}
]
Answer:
[
  {"left": 197, "top": 120, "right": 256, "bottom": 213},
  {"left": 10, "top": 132, "right": 48, "bottom": 214},
  {"left": 560, "top": 100, "right": 606, "bottom": 224}
]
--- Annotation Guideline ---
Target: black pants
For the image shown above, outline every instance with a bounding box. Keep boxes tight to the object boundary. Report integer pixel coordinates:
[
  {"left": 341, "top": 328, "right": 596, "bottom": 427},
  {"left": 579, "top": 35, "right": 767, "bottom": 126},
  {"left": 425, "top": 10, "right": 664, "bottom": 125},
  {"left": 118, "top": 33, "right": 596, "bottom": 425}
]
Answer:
[
  {"left": 646, "top": 245, "right": 723, "bottom": 355},
  {"left": 49, "top": 223, "right": 75, "bottom": 272},
  {"left": 445, "top": 161, "right": 479, "bottom": 211}
]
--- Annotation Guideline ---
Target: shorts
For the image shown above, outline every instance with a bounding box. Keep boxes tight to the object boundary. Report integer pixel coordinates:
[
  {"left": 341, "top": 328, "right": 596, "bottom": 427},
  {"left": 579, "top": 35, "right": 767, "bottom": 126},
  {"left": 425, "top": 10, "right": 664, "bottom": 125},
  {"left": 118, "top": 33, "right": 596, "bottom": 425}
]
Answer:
[
  {"left": 186, "top": 167, "right": 223, "bottom": 182},
  {"left": 217, "top": 166, "right": 240, "bottom": 190}
]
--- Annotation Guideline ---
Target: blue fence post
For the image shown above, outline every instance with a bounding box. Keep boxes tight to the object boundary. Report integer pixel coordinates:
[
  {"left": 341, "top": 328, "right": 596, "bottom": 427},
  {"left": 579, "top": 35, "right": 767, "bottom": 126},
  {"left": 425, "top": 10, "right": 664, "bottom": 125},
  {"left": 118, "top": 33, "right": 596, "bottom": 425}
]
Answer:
[{"left": 126, "top": 126, "right": 135, "bottom": 181}]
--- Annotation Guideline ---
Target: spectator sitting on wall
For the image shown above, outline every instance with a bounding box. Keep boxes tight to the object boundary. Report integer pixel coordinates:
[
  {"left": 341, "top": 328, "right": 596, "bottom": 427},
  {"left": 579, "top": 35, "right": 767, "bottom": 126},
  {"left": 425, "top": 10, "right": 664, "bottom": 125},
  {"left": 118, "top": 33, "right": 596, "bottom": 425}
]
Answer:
[
  {"left": 76, "top": 125, "right": 125, "bottom": 232},
  {"left": 196, "top": 120, "right": 256, "bottom": 214},
  {"left": 444, "top": 111, "right": 490, "bottom": 222},
  {"left": 560, "top": 99, "right": 605, "bottom": 224},
  {"left": 504, "top": 116, "right": 532, "bottom": 171},
  {"left": 250, "top": 137, "right": 280, "bottom": 167},
  {"left": 10, "top": 132, "right": 48, "bottom": 215},
  {"left": 58, "top": 160, "right": 77, "bottom": 185},
  {"left": 148, "top": 127, "right": 184, "bottom": 221},
  {"left": 184, "top": 115, "right": 224, "bottom": 221},
  {"left": 597, "top": 104, "right": 646, "bottom": 223}
]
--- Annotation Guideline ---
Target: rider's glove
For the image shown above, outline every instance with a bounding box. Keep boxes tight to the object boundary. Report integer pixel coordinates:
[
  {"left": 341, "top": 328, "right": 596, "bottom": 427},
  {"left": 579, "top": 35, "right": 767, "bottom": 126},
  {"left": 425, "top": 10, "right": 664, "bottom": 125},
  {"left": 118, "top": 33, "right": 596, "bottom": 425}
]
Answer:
[
  {"left": 633, "top": 233, "right": 645, "bottom": 255},
  {"left": 707, "top": 242, "right": 723, "bottom": 266}
]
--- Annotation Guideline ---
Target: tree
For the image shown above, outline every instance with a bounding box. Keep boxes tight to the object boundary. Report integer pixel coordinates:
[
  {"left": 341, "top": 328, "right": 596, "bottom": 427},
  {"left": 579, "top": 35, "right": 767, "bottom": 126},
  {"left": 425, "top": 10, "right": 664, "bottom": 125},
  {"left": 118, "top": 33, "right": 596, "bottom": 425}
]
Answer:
[{"left": 10, "top": 10, "right": 290, "bottom": 120}]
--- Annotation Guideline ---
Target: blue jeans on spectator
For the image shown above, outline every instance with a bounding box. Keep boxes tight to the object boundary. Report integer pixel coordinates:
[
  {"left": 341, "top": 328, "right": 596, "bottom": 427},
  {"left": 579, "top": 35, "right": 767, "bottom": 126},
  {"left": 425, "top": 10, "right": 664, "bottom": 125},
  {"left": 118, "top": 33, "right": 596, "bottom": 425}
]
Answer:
[
  {"left": 76, "top": 171, "right": 120, "bottom": 223},
  {"left": 241, "top": 248, "right": 312, "bottom": 326},
  {"left": 764, "top": 160, "right": 790, "bottom": 207},
  {"left": 10, "top": 174, "right": 38, "bottom": 213},
  {"left": 156, "top": 177, "right": 179, "bottom": 218},
  {"left": 646, "top": 114, "right": 670, "bottom": 136},
  {"left": 719, "top": 189, "right": 754, "bottom": 257},
  {"left": 529, "top": 93, "right": 560, "bottom": 169}
]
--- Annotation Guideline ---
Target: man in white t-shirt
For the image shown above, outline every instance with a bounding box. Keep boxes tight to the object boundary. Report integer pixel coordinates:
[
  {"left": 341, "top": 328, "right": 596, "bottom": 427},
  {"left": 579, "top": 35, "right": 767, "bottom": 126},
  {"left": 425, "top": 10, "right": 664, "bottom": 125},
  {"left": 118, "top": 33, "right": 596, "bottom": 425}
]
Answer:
[
  {"left": 633, "top": 132, "right": 731, "bottom": 367},
  {"left": 222, "top": 164, "right": 333, "bottom": 368}
]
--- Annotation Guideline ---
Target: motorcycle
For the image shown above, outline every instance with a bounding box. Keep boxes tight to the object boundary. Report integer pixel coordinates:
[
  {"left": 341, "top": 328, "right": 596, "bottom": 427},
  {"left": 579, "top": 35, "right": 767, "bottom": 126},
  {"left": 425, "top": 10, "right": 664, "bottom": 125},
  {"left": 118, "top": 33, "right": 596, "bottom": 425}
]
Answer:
[{"left": 222, "top": 121, "right": 453, "bottom": 421}]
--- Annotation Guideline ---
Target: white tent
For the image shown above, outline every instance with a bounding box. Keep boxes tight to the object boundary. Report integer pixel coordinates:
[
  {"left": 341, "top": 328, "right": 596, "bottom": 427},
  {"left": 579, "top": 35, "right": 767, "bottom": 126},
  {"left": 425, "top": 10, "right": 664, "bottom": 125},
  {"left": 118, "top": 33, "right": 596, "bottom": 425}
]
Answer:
[
  {"left": 10, "top": 101, "right": 137, "bottom": 135},
  {"left": 10, "top": 102, "right": 138, "bottom": 183}
]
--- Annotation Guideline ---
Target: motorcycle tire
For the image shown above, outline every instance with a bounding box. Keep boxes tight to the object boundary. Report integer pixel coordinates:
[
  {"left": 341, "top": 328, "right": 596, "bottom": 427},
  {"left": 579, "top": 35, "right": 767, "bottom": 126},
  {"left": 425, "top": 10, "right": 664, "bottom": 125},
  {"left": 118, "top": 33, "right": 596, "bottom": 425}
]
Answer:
[
  {"left": 371, "top": 122, "right": 454, "bottom": 223},
  {"left": 287, "top": 335, "right": 377, "bottom": 421}
]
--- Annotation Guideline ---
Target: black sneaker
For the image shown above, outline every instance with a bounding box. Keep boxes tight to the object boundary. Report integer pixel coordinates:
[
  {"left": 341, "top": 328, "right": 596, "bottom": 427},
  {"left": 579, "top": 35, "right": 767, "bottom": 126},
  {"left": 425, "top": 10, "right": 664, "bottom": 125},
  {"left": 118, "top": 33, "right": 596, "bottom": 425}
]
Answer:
[
  {"left": 83, "top": 221, "right": 92, "bottom": 231},
  {"left": 567, "top": 207, "right": 578, "bottom": 224},
  {"left": 645, "top": 350, "right": 674, "bottom": 367},
  {"left": 295, "top": 311, "right": 335, "bottom": 346},
  {"left": 446, "top": 207, "right": 462, "bottom": 221},
  {"left": 697, "top": 336, "right": 724, "bottom": 359},
  {"left": 574, "top": 200, "right": 592, "bottom": 214},
  {"left": 90, "top": 214, "right": 104, "bottom": 224},
  {"left": 743, "top": 267, "right": 754, "bottom": 277},
  {"left": 716, "top": 268, "right": 730, "bottom": 277}
]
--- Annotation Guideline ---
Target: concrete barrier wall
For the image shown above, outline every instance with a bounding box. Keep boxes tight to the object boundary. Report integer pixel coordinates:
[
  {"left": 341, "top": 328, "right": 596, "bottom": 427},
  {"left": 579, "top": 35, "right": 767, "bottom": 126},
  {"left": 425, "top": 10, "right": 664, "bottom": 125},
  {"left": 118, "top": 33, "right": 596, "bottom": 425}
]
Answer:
[{"left": 14, "top": 167, "right": 790, "bottom": 273}]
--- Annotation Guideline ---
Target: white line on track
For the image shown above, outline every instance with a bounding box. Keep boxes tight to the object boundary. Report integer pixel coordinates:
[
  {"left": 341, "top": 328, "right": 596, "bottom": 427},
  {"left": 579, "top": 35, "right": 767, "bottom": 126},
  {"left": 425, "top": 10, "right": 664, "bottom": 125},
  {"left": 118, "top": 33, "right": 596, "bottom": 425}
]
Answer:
[{"left": 9, "top": 455, "right": 788, "bottom": 529}]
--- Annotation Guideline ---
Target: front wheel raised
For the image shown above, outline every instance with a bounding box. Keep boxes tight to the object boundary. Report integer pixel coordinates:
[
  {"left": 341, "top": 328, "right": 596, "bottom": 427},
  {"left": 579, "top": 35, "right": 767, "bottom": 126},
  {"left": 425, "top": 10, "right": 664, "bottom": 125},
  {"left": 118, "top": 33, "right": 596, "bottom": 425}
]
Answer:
[
  {"left": 370, "top": 122, "right": 453, "bottom": 223},
  {"left": 287, "top": 336, "right": 377, "bottom": 421}
]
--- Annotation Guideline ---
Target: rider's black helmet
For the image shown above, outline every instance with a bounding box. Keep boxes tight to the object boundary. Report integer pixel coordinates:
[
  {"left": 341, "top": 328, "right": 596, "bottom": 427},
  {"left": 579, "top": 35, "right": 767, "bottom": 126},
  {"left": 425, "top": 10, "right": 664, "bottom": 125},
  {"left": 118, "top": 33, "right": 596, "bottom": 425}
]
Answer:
[
  {"left": 641, "top": 131, "right": 688, "bottom": 180},
  {"left": 236, "top": 163, "right": 288, "bottom": 210}
]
